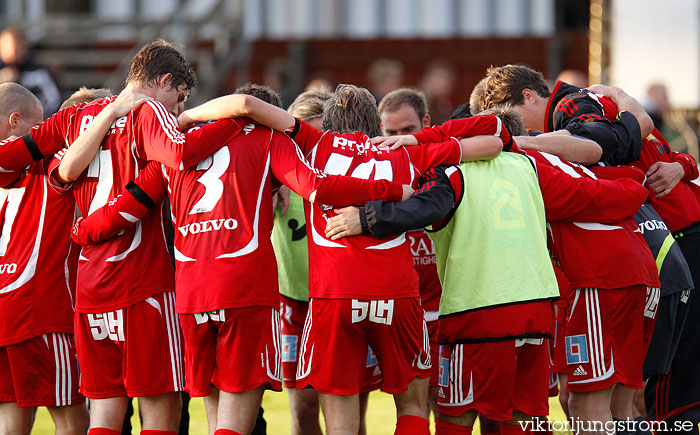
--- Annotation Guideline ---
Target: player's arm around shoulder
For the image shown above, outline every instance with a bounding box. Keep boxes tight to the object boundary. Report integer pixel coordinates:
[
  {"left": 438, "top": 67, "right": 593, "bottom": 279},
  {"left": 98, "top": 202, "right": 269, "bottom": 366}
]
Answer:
[{"left": 71, "top": 161, "right": 166, "bottom": 246}]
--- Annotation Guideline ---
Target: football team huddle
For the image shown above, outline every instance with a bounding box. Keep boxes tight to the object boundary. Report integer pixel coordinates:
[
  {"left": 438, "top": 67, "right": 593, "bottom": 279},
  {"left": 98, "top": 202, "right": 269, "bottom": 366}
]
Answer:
[{"left": 1, "top": 39, "right": 699, "bottom": 435}]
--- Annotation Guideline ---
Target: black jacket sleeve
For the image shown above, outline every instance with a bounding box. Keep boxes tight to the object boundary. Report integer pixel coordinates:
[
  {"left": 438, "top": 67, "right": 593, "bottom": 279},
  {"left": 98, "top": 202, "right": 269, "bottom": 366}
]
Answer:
[
  {"left": 555, "top": 94, "right": 642, "bottom": 165},
  {"left": 361, "top": 166, "right": 456, "bottom": 239}
]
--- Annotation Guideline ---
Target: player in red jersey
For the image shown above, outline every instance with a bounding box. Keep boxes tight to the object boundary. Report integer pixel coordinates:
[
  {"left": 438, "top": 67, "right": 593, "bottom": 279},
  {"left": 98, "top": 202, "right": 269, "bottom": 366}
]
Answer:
[
  {"left": 174, "top": 84, "right": 509, "bottom": 435},
  {"left": 0, "top": 39, "right": 241, "bottom": 434},
  {"left": 0, "top": 84, "right": 120, "bottom": 434},
  {"left": 376, "top": 88, "right": 443, "bottom": 425},
  {"left": 327, "top": 107, "right": 656, "bottom": 435},
  {"left": 68, "top": 83, "right": 409, "bottom": 435},
  {"left": 542, "top": 83, "right": 700, "bottom": 432}
]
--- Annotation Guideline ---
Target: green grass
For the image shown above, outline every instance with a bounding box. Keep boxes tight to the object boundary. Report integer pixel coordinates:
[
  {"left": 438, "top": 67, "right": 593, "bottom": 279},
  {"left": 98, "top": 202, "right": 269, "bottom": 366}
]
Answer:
[{"left": 32, "top": 391, "right": 571, "bottom": 434}]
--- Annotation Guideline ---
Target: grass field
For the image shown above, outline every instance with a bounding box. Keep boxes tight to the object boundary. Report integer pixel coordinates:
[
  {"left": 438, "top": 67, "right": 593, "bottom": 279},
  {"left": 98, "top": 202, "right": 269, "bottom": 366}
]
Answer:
[{"left": 32, "top": 391, "right": 571, "bottom": 434}]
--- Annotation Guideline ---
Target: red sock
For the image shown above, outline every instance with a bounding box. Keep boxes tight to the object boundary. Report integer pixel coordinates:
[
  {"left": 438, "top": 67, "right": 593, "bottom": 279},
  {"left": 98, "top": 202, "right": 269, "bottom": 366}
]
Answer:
[
  {"left": 88, "top": 429, "right": 121, "bottom": 435},
  {"left": 435, "top": 418, "right": 472, "bottom": 434},
  {"left": 500, "top": 422, "right": 529, "bottom": 435},
  {"left": 213, "top": 430, "right": 242, "bottom": 435},
  {"left": 140, "top": 431, "right": 177, "bottom": 435},
  {"left": 395, "top": 415, "right": 430, "bottom": 435}
]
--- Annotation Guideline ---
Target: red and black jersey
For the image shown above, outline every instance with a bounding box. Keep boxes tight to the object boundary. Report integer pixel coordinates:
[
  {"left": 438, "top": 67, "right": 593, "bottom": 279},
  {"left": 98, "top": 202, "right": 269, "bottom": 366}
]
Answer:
[
  {"left": 72, "top": 119, "right": 404, "bottom": 313},
  {"left": 545, "top": 80, "right": 642, "bottom": 165},
  {"left": 288, "top": 119, "right": 472, "bottom": 300},
  {"left": 584, "top": 93, "right": 700, "bottom": 232},
  {"left": 0, "top": 160, "right": 77, "bottom": 346}
]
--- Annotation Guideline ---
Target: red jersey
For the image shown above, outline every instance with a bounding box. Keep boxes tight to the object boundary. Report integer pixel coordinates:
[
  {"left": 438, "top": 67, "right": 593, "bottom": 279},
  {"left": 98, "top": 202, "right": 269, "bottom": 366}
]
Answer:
[
  {"left": 28, "top": 97, "right": 224, "bottom": 313},
  {"left": 71, "top": 119, "right": 404, "bottom": 313},
  {"left": 0, "top": 160, "right": 77, "bottom": 346},
  {"left": 288, "top": 118, "right": 501, "bottom": 300},
  {"left": 407, "top": 229, "right": 441, "bottom": 314},
  {"left": 527, "top": 150, "right": 659, "bottom": 290},
  {"left": 586, "top": 94, "right": 700, "bottom": 232}
]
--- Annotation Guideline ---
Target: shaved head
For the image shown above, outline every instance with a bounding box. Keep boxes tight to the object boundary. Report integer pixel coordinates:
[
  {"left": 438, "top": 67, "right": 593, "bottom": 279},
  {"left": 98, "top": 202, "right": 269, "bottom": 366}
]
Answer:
[
  {"left": 0, "top": 82, "right": 43, "bottom": 139},
  {"left": 0, "top": 82, "right": 43, "bottom": 121}
]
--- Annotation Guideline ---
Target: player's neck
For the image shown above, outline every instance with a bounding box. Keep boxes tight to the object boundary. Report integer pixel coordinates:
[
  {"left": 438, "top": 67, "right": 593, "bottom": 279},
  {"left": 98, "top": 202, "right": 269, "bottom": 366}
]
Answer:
[{"left": 123, "top": 82, "right": 158, "bottom": 99}]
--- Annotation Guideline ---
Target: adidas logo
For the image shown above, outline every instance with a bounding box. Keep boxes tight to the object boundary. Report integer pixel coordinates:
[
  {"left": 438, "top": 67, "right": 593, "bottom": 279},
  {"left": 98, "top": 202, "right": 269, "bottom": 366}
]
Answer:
[
  {"left": 573, "top": 365, "right": 587, "bottom": 376},
  {"left": 438, "top": 387, "right": 445, "bottom": 398},
  {"left": 373, "top": 366, "right": 382, "bottom": 376}
]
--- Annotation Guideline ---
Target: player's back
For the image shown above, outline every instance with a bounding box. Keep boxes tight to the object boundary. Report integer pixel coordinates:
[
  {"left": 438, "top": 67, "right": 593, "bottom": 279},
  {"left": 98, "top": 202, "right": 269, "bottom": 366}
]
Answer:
[
  {"left": 528, "top": 150, "right": 658, "bottom": 290},
  {"left": 58, "top": 98, "right": 174, "bottom": 313},
  {"left": 162, "top": 119, "right": 281, "bottom": 313},
  {"left": 0, "top": 160, "right": 77, "bottom": 346},
  {"left": 304, "top": 129, "right": 431, "bottom": 300}
]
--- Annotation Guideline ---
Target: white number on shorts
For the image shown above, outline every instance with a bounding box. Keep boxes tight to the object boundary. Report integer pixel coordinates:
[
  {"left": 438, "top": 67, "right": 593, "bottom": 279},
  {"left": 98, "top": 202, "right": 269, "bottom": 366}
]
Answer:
[
  {"left": 644, "top": 287, "right": 660, "bottom": 319},
  {"left": 0, "top": 187, "right": 26, "bottom": 256},
  {"left": 351, "top": 299, "right": 394, "bottom": 325},
  {"left": 88, "top": 311, "right": 125, "bottom": 341},
  {"left": 194, "top": 309, "right": 226, "bottom": 324},
  {"left": 189, "top": 147, "right": 230, "bottom": 215}
]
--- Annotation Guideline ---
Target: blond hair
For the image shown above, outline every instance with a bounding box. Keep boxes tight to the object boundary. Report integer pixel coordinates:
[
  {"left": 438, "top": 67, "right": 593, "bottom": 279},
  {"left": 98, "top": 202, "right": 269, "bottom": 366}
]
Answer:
[
  {"left": 60, "top": 87, "right": 113, "bottom": 110},
  {"left": 288, "top": 89, "right": 332, "bottom": 121}
]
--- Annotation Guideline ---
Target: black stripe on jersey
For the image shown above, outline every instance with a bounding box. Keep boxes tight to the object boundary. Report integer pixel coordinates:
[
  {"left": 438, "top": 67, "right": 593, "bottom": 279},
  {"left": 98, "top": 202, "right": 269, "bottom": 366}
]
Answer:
[
  {"left": 22, "top": 133, "right": 43, "bottom": 161},
  {"left": 503, "top": 135, "right": 513, "bottom": 152},
  {"left": 288, "top": 117, "right": 301, "bottom": 139},
  {"left": 126, "top": 181, "right": 156, "bottom": 209}
]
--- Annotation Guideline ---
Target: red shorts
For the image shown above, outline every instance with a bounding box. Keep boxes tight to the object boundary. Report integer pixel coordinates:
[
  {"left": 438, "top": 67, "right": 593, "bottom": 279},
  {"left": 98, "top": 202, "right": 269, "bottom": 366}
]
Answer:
[
  {"left": 0, "top": 333, "right": 84, "bottom": 407},
  {"left": 551, "top": 300, "right": 568, "bottom": 374},
  {"left": 280, "top": 296, "right": 383, "bottom": 392},
  {"left": 180, "top": 306, "right": 282, "bottom": 397},
  {"left": 426, "top": 317, "right": 440, "bottom": 388},
  {"left": 565, "top": 286, "right": 659, "bottom": 392},
  {"left": 437, "top": 339, "right": 550, "bottom": 421},
  {"left": 74, "top": 292, "right": 184, "bottom": 398},
  {"left": 296, "top": 297, "right": 431, "bottom": 395},
  {"left": 280, "top": 296, "right": 308, "bottom": 389}
]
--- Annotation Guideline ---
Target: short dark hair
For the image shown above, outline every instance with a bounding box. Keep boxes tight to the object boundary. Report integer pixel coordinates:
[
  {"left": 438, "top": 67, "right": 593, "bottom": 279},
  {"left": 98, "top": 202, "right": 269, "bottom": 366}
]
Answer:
[
  {"left": 378, "top": 88, "right": 428, "bottom": 120},
  {"left": 126, "top": 39, "right": 196, "bottom": 91},
  {"left": 235, "top": 83, "right": 282, "bottom": 108},
  {"left": 322, "top": 84, "right": 382, "bottom": 138},
  {"left": 449, "top": 103, "right": 472, "bottom": 120},
  {"left": 482, "top": 64, "right": 550, "bottom": 109}
]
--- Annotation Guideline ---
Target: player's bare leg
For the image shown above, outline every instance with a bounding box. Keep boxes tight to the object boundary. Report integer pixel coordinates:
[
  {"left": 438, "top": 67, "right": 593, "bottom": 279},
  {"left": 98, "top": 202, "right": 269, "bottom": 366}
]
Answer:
[
  {"left": 436, "top": 410, "right": 478, "bottom": 431},
  {"left": 428, "top": 386, "right": 438, "bottom": 420},
  {"left": 359, "top": 392, "right": 370, "bottom": 435},
  {"left": 611, "top": 385, "right": 639, "bottom": 428},
  {"left": 0, "top": 403, "right": 34, "bottom": 435},
  {"left": 138, "top": 391, "right": 182, "bottom": 431},
  {"left": 204, "top": 387, "right": 220, "bottom": 435},
  {"left": 215, "top": 386, "right": 265, "bottom": 435},
  {"left": 319, "top": 392, "right": 360, "bottom": 435},
  {"left": 394, "top": 376, "right": 430, "bottom": 434},
  {"left": 47, "top": 403, "right": 89, "bottom": 435},
  {"left": 394, "top": 377, "right": 429, "bottom": 419},
  {"left": 558, "top": 373, "right": 570, "bottom": 418},
  {"left": 288, "top": 387, "right": 322, "bottom": 435},
  {"left": 89, "top": 397, "right": 129, "bottom": 431},
  {"left": 569, "top": 387, "right": 614, "bottom": 435}
]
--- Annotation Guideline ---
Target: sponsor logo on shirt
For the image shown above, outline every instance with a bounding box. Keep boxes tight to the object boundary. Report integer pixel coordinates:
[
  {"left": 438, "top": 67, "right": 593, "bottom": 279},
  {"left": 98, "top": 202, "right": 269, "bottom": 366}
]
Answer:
[
  {"left": 331, "top": 136, "right": 384, "bottom": 156},
  {"left": 79, "top": 114, "right": 127, "bottom": 136},
  {"left": 0, "top": 263, "right": 17, "bottom": 274},
  {"left": 177, "top": 218, "right": 238, "bottom": 237},
  {"left": 636, "top": 219, "right": 668, "bottom": 234}
]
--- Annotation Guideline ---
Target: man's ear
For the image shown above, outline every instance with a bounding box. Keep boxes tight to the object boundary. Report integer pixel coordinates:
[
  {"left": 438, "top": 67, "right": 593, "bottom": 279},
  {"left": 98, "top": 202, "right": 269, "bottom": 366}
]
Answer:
[
  {"left": 156, "top": 73, "right": 173, "bottom": 89},
  {"left": 422, "top": 114, "right": 431, "bottom": 128},
  {"left": 521, "top": 89, "right": 536, "bottom": 104},
  {"left": 8, "top": 112, "right": 21, "bottom": 129}
]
